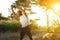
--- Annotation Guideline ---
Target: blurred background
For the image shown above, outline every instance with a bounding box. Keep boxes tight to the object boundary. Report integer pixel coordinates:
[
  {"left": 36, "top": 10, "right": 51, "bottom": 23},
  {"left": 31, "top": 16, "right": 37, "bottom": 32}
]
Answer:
[{"left": 0, "top": 0, "right": 60, "bottom": 40}]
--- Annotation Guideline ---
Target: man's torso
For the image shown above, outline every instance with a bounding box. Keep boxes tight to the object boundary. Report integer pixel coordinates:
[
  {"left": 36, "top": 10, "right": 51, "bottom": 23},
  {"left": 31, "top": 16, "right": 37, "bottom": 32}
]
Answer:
[{"left": 20, "top": 14, "right": 30, "bottom": 28}]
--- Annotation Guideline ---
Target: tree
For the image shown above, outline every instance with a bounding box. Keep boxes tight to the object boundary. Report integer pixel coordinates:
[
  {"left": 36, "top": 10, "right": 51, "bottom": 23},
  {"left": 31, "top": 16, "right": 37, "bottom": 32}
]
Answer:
[
  {"left": 38, "top": 0, "right": 60, "bottom": 32},
  {"left": 38, "top": 0, "right": 51, "bottom": 28},
  {"left": 0, "top": 13, "right": 2, "bottom": 20},
  {"left": 13, "top": 0, "right": 30, "bottom": 8},
  {"left": 38, "top": 0, "right": 54, "bottom": 31},
  {"left": 39, "top": 0, "right": 60, "bottom": 9},
  {"left": 0, "top": 13, "right": 9, "bottom": 20}
]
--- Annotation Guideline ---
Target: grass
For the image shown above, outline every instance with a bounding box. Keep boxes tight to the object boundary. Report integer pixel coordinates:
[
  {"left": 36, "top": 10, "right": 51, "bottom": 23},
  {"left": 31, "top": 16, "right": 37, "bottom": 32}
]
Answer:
[{"left": 0, "top": 31, "right": 60, "bottom": 40}]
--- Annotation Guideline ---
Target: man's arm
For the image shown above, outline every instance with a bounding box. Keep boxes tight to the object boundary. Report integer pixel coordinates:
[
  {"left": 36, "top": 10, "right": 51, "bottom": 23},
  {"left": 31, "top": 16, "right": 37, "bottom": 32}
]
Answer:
[
  {"left": 11, "top": 5, "right": 20, "bottom": 20},
  {"left": 16, "top": 6, "right": 28, "bottom": 17}
]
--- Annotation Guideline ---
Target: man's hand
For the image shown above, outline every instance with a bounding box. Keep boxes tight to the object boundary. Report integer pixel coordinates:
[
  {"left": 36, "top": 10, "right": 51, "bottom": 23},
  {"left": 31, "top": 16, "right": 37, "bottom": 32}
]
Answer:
[
  {"left": 11, "top": 5, "right": 16, "bottom": 10},
  {"left": 11, "top": 5, "right": 14, "bottom": 10}
]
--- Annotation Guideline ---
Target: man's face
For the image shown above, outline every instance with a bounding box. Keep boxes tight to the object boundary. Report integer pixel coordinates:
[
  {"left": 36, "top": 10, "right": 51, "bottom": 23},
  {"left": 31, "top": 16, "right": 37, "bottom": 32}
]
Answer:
[{"left": 18, "top": 11, "right": 22, "bottom": 16}]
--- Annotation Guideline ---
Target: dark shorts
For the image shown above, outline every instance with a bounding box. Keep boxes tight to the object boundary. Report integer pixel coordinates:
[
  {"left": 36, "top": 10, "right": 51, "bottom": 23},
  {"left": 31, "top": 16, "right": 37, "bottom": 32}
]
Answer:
[
  {"left": 20, "top": 25, "right": 33, "bottom": 40},
  {"left": 20, "top": 25, "right": 31, "bottom": 35}
]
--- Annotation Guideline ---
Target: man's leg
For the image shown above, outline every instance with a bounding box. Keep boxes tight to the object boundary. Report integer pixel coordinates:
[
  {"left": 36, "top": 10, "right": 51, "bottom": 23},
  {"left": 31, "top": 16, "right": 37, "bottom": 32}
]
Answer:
[
  {"left": 20, "top": 28, "right": 25, "bottom": 40},
  {"left": 26, "top": 27, "right": 33, "bottom": 40},
  {"left": 27, "top": 31, "right": 33, "bottom": 40}
]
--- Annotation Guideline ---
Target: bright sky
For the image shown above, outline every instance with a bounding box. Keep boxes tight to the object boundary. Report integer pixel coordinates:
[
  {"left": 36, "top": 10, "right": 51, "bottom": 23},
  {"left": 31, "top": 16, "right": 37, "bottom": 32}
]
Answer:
[
  {"left": 0, "top": 0, "right": 60, "bottom": 26},
  {"left": 0, "top": 0, "right": 16, "bottom": 17},
  {"left": 31, "top": 5, "right": 47, "bottom": 26},
  {"left": 30, "top": 5, "right": 60, "bottom": 26}
]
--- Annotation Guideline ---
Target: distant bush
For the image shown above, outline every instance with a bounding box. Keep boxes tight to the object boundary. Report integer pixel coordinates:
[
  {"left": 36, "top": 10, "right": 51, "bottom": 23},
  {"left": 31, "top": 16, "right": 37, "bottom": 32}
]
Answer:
[
  {"left": 29, "top": 20, "right": 41, "bottom": 30},
  {"left": 0, "top": 20, "right": 21, "bottom": 32}
]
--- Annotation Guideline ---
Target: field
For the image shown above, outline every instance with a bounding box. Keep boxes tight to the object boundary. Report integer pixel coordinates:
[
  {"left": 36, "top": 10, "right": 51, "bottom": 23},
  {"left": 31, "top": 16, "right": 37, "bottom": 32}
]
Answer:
[{"left": 0, "top": 31, "right": 60, "bottom": 40}]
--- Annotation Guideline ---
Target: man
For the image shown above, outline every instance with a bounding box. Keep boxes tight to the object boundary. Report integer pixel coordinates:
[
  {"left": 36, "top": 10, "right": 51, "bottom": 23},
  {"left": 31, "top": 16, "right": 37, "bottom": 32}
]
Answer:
[{"left": 10, "top": 5, "right": 33, "bottom": 40}]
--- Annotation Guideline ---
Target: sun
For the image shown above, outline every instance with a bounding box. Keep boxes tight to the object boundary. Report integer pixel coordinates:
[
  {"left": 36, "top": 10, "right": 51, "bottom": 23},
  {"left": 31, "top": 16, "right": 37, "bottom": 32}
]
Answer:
[
  {"left": 53, "top": 4, "right": 60, "bottom": 13},
  {"left": 52, "top": 3, "right": 60, "bottom": 16}
]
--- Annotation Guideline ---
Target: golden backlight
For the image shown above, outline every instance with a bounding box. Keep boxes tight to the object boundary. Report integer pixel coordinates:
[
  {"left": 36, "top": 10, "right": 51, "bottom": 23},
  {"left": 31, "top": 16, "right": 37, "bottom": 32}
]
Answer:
[
  {"left": 30, "top": 4, "right": 60, "bottom": 27},
  {"left": 52, "top": 4, "right": 60, "bottom": 16},
  {"left": 53, "top": 4, "right": 60, "bottom": 13},
  {"left": 31, "top": 5, "right": 47, "bottom": 26}
]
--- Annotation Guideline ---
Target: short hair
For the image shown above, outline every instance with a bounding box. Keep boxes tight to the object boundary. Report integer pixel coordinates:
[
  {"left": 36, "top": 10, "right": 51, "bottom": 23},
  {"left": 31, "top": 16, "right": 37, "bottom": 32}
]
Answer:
[{"left": 17, "top": 11, "right": 22, "bottom": 16}]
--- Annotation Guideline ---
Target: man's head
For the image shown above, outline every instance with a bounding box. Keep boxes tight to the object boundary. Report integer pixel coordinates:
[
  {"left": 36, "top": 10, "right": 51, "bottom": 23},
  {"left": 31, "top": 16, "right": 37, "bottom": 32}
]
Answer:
[{"left": 17, "top": 11, "right": 22, "bottom": 16}]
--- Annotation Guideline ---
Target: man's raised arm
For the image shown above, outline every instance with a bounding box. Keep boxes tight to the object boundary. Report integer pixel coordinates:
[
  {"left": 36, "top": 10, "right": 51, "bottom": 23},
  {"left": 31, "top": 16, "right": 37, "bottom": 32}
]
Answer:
[{"left": 10, "top": 5, "right": 20, "bottom": 20}]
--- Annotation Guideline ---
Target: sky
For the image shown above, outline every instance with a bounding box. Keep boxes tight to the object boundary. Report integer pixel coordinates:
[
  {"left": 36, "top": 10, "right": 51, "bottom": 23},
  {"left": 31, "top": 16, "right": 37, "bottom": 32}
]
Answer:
[{"left": 0, "top": 0, "right": 16, "bottom": 17}]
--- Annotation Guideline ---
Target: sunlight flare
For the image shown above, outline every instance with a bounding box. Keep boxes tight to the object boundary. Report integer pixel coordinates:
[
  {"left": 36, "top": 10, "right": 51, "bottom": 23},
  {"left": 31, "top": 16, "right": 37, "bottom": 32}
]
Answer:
[
  {"left": 31, "top": 4, "right": 60, "bottom": 27},
  {"left": 53, "top": 4, "right": 60, "bottom": 13},
  {"left": 31, "top": 5, "right": 47, "bottom": 26}
]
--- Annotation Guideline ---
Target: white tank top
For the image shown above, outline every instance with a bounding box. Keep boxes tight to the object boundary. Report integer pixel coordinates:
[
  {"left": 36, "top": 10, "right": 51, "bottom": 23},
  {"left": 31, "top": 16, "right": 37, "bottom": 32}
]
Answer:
[{"left": 20, "top": 14, "right": 30, "bottom": 28}]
